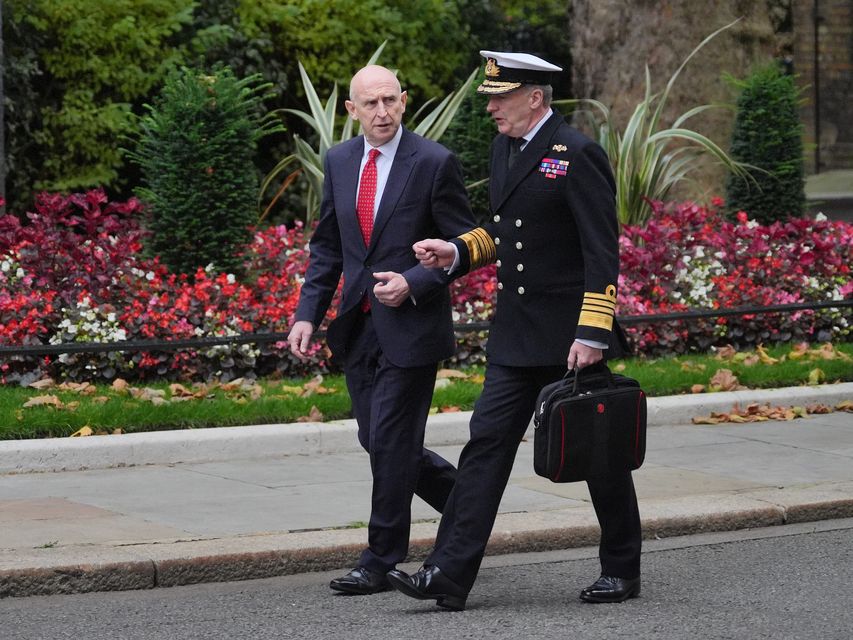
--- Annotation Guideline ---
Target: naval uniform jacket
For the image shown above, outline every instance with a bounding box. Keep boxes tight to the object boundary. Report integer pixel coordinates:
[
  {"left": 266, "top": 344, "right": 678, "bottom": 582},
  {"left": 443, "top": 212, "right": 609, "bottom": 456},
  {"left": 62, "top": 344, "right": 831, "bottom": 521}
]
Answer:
[
  {"left": 452, "top": 110, "right": 621, "bottom": 366},
  {"left": 295, "top": 127, "right": 476, "bottom": 368}
]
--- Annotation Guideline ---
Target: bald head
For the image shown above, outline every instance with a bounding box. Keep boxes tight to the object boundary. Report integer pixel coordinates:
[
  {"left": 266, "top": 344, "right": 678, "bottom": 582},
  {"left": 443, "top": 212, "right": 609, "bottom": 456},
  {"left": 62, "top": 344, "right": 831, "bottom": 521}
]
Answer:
[
  {"left": 346, "top": 65, "right": 408, "bottom": 147},
  {"left": 349, "top": 65, "right": 401, "bottom": 100}
]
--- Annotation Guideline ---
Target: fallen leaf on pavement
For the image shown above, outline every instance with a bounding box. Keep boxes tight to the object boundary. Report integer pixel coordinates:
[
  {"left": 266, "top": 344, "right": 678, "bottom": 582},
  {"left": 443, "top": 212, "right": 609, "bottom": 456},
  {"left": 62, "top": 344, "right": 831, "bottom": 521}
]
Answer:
[
  {"left": 690, "top": 384, "right": 705, "bottom": 394},
  {"left": 806, "top": 403, "right": 832, "bottom": 414},
  {"left": 70, "top": 426, "right": 93, "bottom": 437},
  {"left": 440, "top": 406, "right": 461, "bottom": 412},
  {"left": 836, "top": 400, "right": 853, "bottom": 412}
]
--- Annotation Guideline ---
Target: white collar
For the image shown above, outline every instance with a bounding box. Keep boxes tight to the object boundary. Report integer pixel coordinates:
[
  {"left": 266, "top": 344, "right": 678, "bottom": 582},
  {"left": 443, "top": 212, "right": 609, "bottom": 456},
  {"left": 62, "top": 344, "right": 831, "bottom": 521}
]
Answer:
[
  {"left": 362, "top": 125, "right": 403, "bottom": 159},
  {"left": 519, "top": 108, "right": 553, "bottom": 147}
]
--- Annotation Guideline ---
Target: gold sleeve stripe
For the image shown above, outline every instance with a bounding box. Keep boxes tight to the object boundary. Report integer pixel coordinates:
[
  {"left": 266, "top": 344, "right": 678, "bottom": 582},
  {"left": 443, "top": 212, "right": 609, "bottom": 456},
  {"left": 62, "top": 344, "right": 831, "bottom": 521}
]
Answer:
[
  {"left": 582, "top": 298, "right": 616, "bottom": 311},
  {"left": 584, "top": 287, "right": 617, "bottom": 303},
  {"left": 459, "top": 227, "right": 496, "bottom": 269},
  {"left": 578, "top": 310, "right": 615, "bottom": 331}
]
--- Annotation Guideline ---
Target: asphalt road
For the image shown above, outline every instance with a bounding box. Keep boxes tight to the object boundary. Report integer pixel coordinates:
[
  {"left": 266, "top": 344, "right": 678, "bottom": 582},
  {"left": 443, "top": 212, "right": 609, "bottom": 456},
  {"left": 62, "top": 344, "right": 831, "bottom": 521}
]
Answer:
[{"left": 3, "top": 519, "right": 852, "bottom": 640}]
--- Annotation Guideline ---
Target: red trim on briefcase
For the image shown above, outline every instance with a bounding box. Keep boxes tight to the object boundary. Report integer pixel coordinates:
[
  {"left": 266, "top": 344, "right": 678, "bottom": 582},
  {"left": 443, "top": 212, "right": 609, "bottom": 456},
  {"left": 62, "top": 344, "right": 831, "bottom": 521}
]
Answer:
[{"left": 533, "top": 364, "right": 647, "bottom": 483}]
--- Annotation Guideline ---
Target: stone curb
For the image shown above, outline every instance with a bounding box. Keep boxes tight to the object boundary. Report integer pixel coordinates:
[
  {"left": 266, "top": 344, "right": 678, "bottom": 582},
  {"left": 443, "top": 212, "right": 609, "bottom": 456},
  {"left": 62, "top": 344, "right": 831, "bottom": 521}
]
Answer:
[
  {"left": 2, "top": 483, "right": 852, "bottom": 598},
  {"left": 2, "top": 383, "right": 851, "bottom": 475}
]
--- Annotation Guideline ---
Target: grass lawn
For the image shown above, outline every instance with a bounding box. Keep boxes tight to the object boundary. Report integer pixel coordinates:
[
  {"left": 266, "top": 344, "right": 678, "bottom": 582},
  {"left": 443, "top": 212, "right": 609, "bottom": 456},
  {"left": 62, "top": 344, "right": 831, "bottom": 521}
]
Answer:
[{"left": 1, "top": 342, "right": 851, "bottom": 440}]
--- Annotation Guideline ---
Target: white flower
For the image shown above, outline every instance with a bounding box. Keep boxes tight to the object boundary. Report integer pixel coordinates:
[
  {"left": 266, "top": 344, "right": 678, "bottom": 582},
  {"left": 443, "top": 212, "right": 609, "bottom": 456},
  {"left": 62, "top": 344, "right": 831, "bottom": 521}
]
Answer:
[
  {"left": 107, "top": 313, "right": 116, "bottom": 322},
  {"left": 815, "top": 212, "right": 827, "bottom": 221},
  {"left": 1, "top": 260, "right": 9, "bottom": 272},
  {"left": 226, "top": 274, "right": 236, "bottom": 284},
  {"left": 16, "top": 267, "right": 25, "bottom": 278},
  {"left": 145, "top": 271, "right": 155, "bottom": 281}
]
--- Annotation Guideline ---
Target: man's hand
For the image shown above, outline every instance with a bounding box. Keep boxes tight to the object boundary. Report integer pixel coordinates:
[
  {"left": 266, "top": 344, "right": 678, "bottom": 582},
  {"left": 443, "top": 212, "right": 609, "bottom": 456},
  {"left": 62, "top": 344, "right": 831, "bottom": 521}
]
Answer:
[
  {"left": 288, "top": 320, "right": 315, "bottom": 361},
  {"left": 413, "top": 239, "right": 455, "bottom": 269},
  {"left": 373, "top": 271, "right": 410, "bottom": 307},
  {"left": 567, "top": 340, "right": 603, "bottom": 371}
]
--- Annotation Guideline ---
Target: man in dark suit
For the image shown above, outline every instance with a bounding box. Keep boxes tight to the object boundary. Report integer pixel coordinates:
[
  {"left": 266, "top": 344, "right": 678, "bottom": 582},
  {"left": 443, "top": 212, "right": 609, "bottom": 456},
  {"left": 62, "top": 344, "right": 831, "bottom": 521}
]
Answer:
[
  {"left": 388, "top": 51, "right": 642, "bottom": 611},
  {"left": 287, "top": 64, "right": 476, "bottom": 596}
]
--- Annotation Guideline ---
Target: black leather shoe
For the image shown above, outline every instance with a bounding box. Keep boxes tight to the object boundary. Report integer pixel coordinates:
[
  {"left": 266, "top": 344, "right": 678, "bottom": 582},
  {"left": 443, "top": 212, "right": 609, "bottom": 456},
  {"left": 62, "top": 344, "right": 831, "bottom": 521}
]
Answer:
[
  {"left": 579, "top": 575, "right": 641, "bottom": 603},
  {"left": 329, "top": 566, "right": 391, "bottom": 595},
  {"left": 387, "top": 565, "right": 468, "bottom": 611}
]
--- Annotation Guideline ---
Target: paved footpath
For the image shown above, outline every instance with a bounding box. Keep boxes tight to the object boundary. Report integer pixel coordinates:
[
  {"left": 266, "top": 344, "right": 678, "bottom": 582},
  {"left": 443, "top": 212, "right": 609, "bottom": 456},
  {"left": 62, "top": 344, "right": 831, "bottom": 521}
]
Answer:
[{"left": 0, "top": 383, "right": 851, "bottom": 598}]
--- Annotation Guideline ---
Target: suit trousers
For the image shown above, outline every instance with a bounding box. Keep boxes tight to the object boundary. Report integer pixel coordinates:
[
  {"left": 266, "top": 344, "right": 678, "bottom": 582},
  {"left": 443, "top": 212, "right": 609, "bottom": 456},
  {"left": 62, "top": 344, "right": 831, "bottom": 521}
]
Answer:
[
  {"left": 344, "top": 313, "right": 457, "bottom": 572},
  {"left": 427, "top": 362, "right": 642, "bottom": 591}
]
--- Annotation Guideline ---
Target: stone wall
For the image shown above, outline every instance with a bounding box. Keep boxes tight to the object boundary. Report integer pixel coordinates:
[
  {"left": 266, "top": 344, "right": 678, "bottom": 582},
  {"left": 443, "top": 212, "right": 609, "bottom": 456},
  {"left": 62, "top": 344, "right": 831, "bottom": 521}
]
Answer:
[
  {"left": 567, "top": 1, "right": 839, "bottom": 196},
  {"left": 793, "top": 0, "right": 853, "bottom": 173},
  {"left": 569, "top": 0, "right": 852, "bottom": 178}
]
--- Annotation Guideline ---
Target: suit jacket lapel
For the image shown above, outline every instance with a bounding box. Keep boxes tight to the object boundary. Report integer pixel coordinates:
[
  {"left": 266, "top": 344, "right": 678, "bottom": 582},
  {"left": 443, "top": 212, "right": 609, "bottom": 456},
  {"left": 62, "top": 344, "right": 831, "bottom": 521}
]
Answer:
[
  {"left": 489, "top": 135, "right": 509, "bottom": 208},
  {"left": 367, "top": 128, "right": 416, "bottom": 255},
  {"left": 339, "top": 138, "right": 364, "bottom": 248},
  {"left": 492, "top": 112, "right": 564, "bottom": 212}
]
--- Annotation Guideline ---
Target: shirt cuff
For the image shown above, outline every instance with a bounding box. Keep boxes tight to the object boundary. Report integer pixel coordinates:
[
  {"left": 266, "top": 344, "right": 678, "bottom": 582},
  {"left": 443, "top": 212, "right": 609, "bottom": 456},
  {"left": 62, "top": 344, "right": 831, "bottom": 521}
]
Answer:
[
  {"left": 576, "top": 338, "right": 608, "bottom": 350},
  {"left": 444, "top": 244, "right": 461, "bottom": 275}
]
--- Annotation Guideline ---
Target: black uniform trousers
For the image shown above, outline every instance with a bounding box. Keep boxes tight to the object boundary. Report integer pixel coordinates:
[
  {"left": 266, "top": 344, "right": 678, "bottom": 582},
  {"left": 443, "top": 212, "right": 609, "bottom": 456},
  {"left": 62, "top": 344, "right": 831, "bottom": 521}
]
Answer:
[
  {"left": 427, "top": 362, "right": 642, "bottom": 592},
  {"left": 344, "top": 313, "right": 457, "bottom": 573}
]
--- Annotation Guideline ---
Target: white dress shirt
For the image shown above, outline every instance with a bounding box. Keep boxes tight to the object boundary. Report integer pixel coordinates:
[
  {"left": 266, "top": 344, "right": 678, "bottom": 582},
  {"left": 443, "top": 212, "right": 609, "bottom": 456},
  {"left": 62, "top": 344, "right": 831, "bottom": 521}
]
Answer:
[{"left": 356, "top": 125, "right": 403, "bottom": 218}]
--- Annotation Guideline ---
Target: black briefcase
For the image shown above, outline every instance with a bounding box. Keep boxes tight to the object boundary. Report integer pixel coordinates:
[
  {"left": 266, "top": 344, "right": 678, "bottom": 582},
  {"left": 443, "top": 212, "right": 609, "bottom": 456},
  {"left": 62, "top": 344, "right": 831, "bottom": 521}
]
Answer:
[{"left": 533, "top": 364, "right": 647, "bottom": 483}]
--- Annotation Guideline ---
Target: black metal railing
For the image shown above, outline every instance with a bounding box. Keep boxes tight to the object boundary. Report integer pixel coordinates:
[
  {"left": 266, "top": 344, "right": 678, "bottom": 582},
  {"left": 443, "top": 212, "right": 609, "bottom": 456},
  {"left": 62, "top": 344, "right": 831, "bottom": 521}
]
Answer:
[{"left": 0, "top": 299, "right": 850, "bottom": 358}]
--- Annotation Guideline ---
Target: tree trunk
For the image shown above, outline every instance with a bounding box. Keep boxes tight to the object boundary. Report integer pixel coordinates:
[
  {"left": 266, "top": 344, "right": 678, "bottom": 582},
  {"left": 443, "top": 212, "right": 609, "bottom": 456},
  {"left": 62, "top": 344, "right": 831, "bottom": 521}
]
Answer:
[{"left": 569, "top": 0, "right": 784, "bottom": 197}]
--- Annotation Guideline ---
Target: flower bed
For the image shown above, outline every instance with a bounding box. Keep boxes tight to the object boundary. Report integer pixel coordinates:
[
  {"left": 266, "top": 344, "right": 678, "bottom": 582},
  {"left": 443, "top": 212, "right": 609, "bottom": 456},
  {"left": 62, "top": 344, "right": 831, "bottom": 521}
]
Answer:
[
  {"left": 618, "top": 199, "right": 851, "bottom": 355},
  {"left": 0, "top": 191, "right": 850, "bottom": 384}
]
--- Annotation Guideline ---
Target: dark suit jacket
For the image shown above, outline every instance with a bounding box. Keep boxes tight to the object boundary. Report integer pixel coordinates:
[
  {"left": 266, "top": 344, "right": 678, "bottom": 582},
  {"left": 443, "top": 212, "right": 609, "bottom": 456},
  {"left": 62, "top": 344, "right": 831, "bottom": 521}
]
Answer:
[
  {"left": 295, "top": 127, "right": 476, "bottom": 368},
  {"left": 452, "top": 110, "right": 623, "bottom": 366}
]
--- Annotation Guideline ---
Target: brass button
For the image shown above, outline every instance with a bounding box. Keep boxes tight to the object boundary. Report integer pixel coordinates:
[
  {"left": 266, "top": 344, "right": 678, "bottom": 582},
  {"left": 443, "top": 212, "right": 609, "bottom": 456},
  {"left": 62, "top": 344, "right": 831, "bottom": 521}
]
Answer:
[
  {"left": 497, "top": 282, "right": 504, "bottom": 290},
  {"left": 515, "top": 219, "right": 522, "bottom": 227},
  {"left": 516, "top": 242, "right": 523, "bottom": 250},
  {"left": 494, "top": 237, "right": 500, "bottom": 245},
  {"left": 493, "top": 214, "right": 501, "bottom": 222},
  {"left": 517, "top": 263, "right": 524, "bottom": 272},
  {"left": 496, "top": 259, "right": 502, "bottom": 267},
  {"left": 517, "top": 286, "right": 525, "bottom": 295}
]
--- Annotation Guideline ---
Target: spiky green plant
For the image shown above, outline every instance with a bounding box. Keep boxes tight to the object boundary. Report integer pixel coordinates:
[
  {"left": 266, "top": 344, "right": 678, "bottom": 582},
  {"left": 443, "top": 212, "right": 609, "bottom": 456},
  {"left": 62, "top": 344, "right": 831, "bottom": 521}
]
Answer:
[
  {"left": 260, "top": 42, "right": 478, "bottom": 225},
  {"left": 557, "top": 20, "right": 751, "bottom": 226}
]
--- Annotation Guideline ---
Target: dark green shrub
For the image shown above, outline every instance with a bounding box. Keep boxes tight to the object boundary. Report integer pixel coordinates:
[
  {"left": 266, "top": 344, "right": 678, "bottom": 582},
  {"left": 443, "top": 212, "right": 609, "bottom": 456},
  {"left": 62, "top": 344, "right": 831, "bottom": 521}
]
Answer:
[
  {"left": 725, "top": 65, "right": 806, "bottom": 224},
  {"left": 439, "top": 73, "right": 494, "bottom": 224},
  {"left": 128, "top": 66, "right": 283, "bottom": 275}
]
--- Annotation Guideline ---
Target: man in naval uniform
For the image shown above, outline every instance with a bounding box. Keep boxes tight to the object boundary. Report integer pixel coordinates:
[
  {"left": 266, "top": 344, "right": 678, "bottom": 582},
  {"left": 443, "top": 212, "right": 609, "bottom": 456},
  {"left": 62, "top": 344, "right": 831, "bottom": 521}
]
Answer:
[{"left": 387, "top": 51, "right": 642, "bottom": 611}]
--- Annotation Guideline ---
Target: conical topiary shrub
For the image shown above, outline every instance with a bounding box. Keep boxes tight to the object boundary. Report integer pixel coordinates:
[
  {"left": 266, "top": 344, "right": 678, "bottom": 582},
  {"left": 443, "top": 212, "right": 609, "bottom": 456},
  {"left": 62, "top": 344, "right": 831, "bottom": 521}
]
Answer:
[{"left": 725, "top": 65, "right": 805, "bottom": 224}]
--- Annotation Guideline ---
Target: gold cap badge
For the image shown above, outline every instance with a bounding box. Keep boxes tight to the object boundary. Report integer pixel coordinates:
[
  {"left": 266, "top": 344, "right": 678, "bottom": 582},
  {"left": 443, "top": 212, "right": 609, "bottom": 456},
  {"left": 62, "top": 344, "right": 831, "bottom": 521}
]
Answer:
[{"left": 484, "top": 58, "right": 500, "bottom": 78}]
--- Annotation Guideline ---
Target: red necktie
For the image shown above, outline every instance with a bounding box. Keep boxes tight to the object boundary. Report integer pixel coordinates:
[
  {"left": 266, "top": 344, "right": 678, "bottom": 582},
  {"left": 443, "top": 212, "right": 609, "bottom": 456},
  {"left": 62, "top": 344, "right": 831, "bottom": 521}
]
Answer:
[
  {"left": 357, "top": 148, "right": 380, "bottom": 311},
  {"left": 357, "top": 148, "right": 380, "bottom": 246}
]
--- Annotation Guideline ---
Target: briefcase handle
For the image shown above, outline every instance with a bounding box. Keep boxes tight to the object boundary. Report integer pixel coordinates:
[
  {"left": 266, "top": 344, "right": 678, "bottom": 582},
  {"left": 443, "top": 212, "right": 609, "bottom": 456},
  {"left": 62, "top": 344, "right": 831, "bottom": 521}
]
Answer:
[{"left": 565, "top": 362, "right": 615, "bottom": 396}]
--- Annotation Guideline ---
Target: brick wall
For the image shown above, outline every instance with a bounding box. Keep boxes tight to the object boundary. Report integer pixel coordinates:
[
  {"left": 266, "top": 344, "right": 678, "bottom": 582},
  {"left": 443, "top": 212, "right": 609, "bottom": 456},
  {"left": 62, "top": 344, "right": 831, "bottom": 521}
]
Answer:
[{"left": 793, "top": 0, "right": 853, "bottom": 172}]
